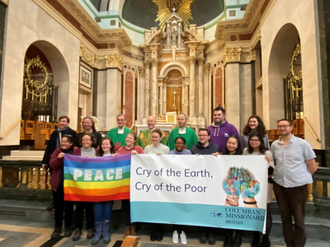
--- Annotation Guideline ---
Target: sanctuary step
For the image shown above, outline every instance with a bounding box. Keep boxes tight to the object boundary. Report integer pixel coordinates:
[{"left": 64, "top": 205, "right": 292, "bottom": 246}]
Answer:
[
  {"left": 1, "top": 150, "right": 44, "bottom": 161},
  {"left": 0, "top": 199, "right": 329, "bottom": 246}
]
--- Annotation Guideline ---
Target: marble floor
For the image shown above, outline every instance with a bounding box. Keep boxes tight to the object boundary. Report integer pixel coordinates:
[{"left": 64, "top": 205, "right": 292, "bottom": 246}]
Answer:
[{"left": 0, "top": 213, "right": 329, "bottom": 247}]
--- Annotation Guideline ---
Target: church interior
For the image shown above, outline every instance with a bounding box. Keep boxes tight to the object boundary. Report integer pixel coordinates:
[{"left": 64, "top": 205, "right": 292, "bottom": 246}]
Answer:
[{"left": 0, "top": 0, "right": 330, "bottom": 246}]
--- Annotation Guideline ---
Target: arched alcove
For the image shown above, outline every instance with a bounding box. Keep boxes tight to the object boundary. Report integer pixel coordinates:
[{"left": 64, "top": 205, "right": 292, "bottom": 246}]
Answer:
[
  {"left": 268, "top": 23, "right": 300, "bottom": 128},
  {"left": 31, "top": 41, "right": 70, "bottom": 119}
]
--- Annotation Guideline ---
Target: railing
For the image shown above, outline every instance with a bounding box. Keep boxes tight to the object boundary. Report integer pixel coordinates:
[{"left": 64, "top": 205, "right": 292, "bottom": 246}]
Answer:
[
  {"left": 0, "top": 160, "right": 52, "bottom": 201},
  {"left": 0, "top": 118, "right": 21, "bottom": 140},
  {"left": 304, "top": 116, "right": 321, "bottom": 143},
  {"left": 313, "top": 167, "right": 330, "bottom": 206},
  {"left": 0, "top": 159, "right": 329, "bottom": 207}
]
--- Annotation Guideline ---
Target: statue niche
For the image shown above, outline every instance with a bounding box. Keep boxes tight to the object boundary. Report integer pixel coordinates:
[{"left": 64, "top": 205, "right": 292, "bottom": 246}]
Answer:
[{"left": 165, "top": 69, "right": 182, "bottom": 113}]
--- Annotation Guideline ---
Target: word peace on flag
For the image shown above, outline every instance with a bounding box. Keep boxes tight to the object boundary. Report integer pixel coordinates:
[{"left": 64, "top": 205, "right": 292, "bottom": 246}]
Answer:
[{"left": 63, "top": 153, "right": 131, "bottom": 202}]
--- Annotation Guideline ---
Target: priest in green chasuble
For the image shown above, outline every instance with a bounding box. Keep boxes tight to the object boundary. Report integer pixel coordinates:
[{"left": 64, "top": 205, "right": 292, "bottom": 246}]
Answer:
[{"left": 167, "top": 113, "right": 198, "bottom": 150}]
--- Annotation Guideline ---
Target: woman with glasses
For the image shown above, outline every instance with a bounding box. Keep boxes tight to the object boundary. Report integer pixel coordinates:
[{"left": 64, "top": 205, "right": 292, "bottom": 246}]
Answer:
[
  {"left": 243, "top": 132, "right": 274, "bottom": 247},
  {"left": 241, "top": 115, "right": 270, "bottom": 150}
]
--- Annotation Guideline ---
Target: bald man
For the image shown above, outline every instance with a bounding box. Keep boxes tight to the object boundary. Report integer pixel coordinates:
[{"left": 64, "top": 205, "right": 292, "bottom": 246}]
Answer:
[
  {"left": 167, "top": 113, "right": 198, "bottom": 150},
  {"left": 136, "top": 116, "right": 167, "bottom": 149}
]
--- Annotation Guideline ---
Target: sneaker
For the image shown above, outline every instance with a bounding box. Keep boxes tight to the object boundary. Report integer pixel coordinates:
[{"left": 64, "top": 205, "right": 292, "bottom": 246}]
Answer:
[
  {"left": 199, "top": 231, "right": 207, "bottom": 244},
  {"left": 180, "top": 231, "right": 187, "bottom": 245},
  {"left": 172, "top": 230, "right": 179, "bottom": 244},
  {"left": 51, "top": 227, "right": 61, "bottom": 239},
  {"left": 72, "top": 228, "right": 82, "bottom": 241},
  {"left": 208, "top": 232, "right": 216, "bottom": 245}
]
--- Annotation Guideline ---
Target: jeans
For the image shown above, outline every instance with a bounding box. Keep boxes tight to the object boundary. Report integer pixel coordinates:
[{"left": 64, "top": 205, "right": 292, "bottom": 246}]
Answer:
[{"left": 94, "top": 201, "right": 114, "bottom": 222}]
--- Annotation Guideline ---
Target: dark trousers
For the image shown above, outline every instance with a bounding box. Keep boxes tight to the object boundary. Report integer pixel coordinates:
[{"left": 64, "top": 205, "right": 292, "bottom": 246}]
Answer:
[
  {"left": 122, "top": 199, "right": 131, "bottom": 226},
  {"left": 52, "top": 186, "right": 73, "bottom": 228},
  {"left": 75, "top": 201, "right": 95, "bottom": 230},
  {"left": 273, "top": 182, "right": 308, "bottom": 247}
]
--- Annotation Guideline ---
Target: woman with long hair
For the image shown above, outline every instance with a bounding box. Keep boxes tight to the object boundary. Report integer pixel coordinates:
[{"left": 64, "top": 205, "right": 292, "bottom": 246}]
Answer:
[
  {"left": 49, "top": 135, "right": 75, "bottom": 239},
  {"left": 222, "top": 135, "right": 243, "bottom": 247},
  {"left": 72, "top": 133, "right": 97, "bottom": 241},
  {"left": 74, "top": 116, "right": 102, "bottom": 148},
  {"left": 91, "top": 137, "right": 116, "bottom": 245},
  {"left": 243, "top": 132, "right": 274, "bottom": 247},
  {"left": 241, "top": 115, "right": 270, "bottom": 150},
  {"left": 117, "top": 132, "right": 144, "bottom": 238}
]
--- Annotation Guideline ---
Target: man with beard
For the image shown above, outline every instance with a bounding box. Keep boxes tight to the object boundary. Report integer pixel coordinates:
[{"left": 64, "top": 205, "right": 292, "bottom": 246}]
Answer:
[
  {"left": 207, "top": 106, "right": 242, "bottom": 153},
  {"left": 271, "top": 119, "right": 317, "bottom": 247},
  {"left": 167, "top": 113, "right": 198, "bottom": 150}
]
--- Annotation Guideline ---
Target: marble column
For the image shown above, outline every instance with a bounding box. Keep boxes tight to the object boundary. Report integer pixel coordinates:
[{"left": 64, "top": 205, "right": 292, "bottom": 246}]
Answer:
[
  {"left": 203, "top": 63, "right": 211, "bottom": 125},
  {"left": 144, "top": 61, "right": 150, "bottom": 118},
  {"left": 138, "top": 66, "right": 145, "bottom": 124},
  {"left": 159, "top": 79, "right": 164, "bottom": 117},
  {"left": 189, "top": 56, "right": 196, "bottom": 117},
  {"left": 225, "top": 63, "right": 240, "bottom": 131},
  {"left": 184, "top": 77, "right": 189, "bottom": 114},
  {"left": 178, "top": 23, "right": 182, "bottom": 48},
  {"left": 151, "top": 59, "right": 158, "bottom": 117},
  {"left": 317, "top": 0, "right": 330, "bottom": 166},
  {"left": 163, "top": 82, "right": 167, "bottom": 115},
  {"left": 0, "top": 2, "right": 7, "bottom": 86},
  {"left": 198, "top": 59, "right": 204, "bottom": 117},
  {"left": 106, "top": 68, "right": 122, "bottom": 129},
  {"left": 166, "top": 23, "right": 171, "bottom": 49}
]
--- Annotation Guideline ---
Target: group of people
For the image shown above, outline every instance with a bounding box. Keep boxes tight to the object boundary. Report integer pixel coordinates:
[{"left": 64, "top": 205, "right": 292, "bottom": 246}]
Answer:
[{"left": 42, "top": 106, "right": 317, "bottom": 247}]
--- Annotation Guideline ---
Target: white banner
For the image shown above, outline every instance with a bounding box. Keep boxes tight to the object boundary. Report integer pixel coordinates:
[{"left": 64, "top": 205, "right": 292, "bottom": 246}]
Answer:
[{"left": 131, "top": 154, "right": 268, "bottom": 232}]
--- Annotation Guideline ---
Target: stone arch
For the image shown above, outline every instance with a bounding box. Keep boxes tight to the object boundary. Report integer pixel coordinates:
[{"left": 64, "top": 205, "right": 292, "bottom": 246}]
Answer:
[
  {"left": 267, "top": 23, "right": 300, "bottom": 128},
  {"left": 30, "top": 40, "right": 71, "bottom": 120},
  {"left": 159, "top": 62, "right": 188, "bottom": 77}
]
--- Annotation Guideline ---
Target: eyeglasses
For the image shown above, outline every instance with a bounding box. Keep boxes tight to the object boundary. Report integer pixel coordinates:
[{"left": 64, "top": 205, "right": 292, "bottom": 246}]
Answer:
[
  {"left": 277, "top": 125, "right": 291, "bottom": 128},
  {"left": 249, "top": 139, "right": 260, "bottom": 142}
]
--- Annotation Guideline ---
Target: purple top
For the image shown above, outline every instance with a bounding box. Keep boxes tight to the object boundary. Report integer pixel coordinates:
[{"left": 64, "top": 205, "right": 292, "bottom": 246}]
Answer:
[
  {"left": 168, "top": 149, "right": 192, "bottom": 155},
  {"left": 207, "top": 121, "right": 242, "bottom": 153}
]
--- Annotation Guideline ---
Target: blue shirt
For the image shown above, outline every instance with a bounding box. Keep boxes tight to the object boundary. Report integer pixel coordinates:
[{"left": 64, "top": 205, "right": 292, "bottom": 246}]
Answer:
[{"left": 271, "top": 135, "right": 316, "bottom": 188}]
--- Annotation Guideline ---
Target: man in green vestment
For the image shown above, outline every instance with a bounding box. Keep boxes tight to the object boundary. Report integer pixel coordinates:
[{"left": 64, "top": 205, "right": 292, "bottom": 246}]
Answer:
[
  {"left": 136, "top": 115, "right": 167, "bottom": 149},
  {"left": 106, "top": 114, "right": 132, "bottom": 151},
  {"left": 167, "top": 113, "right": 198, "bottom": 150}
]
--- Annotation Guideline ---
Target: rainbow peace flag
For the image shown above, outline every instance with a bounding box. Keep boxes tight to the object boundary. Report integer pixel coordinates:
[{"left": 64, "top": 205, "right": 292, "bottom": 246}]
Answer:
[{"left": 63, "top": 153, "right": 131, "bottom": 202}]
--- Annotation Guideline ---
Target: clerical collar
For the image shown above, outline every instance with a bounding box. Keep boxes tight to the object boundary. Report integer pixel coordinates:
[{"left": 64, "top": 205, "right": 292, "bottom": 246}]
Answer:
[
  {"left": 178, "top": 127, "right": 186, "bottom": 134},
  {"left": 149, "top": 127, "right": 155, "bottom": 131},
  {"left": 118, "top": 127, "right": 124, "bottom": 134}
]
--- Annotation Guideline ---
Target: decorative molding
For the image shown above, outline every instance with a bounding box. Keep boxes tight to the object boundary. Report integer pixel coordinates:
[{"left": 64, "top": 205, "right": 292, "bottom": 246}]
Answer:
[
  {"left": 104, "top": 54, "right": 123, "bottom": 70},
  {"left": 138, "top": 66, "right": 145, "bottom": 78},
  {"left": 80, "top": 44, "right": 98, "bottom": 67},
  {"left": 204, "top": 63, "right": 210, "bottom": 75},
  {"left": 248, "top": 46, "right": 256, "bottom": 61},
  {"left": 222, "top": 47, "right": 241, "bottom": 63},
  {"left": 215, "top": 0, "right": 268, "bottom": 41}
]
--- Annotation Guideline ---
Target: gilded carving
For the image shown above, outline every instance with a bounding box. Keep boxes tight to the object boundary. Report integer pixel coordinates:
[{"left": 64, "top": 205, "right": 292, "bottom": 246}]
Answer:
[
  {"left": 80, "top": 44, "right": 98, "bottom": 67},
  {"left": 138, "top": 66, "right": 145, "bottom": 78},
  {"left": 223, "top": 47, "right": 242, "bottom": 63},
  {"left": 104, "top": 54, "right": 123, "bottom": 70},
  {"left": 24, "top": 56, "right": 53, "bottom": 102},
  {"left": 153, "top": 0, "right": 194, "bottom": 31},
  {"left": 204, "top": 63, "right": 210, "bottom": 75},
  {"left": 248, "top": 46, "right": 256, "bottom": 61}
]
